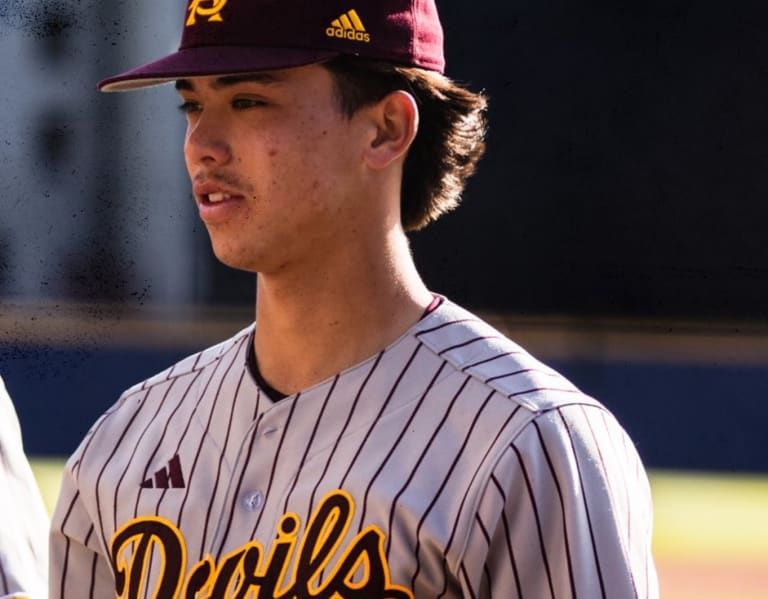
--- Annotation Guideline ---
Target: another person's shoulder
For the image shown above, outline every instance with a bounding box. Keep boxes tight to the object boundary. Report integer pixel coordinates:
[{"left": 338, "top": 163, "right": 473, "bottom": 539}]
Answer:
[
  {"left": 0, "top": 375, "right": 50, "bottom": 599},
  {"left": 0, "top": 375, "right": 30, "bottom": 456},
  {"left": 0, "top": 373, "right": 16, "bottom": 411}
]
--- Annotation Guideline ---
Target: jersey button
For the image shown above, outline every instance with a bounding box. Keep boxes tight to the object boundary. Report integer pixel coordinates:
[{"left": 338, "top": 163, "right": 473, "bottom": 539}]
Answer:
[{"left": 241, "top": 490, "right": 264, "bottom": 513}]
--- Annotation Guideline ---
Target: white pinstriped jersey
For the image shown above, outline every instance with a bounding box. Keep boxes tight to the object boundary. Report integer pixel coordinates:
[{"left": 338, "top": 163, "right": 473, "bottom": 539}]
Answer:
[
  {"left": 50, "top": 299, "right": 658, "bottom": 598},
  {"left": 0, "top": 376, "right": 49, "bottom": 599}
]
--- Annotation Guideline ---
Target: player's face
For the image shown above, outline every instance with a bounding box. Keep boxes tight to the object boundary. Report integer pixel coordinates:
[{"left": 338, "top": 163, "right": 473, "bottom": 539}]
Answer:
[{"left": 177, "top": 65, "right": 371, "bottom": 274}]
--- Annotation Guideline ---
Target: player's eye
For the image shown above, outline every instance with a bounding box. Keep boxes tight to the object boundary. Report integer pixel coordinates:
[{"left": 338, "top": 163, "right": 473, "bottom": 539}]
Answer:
[
  {"left": 232, "top": 97, "right": 269, "bottom": 110},
  {"left": 177, "top": 100, "right": 202, "bottom": 114}
]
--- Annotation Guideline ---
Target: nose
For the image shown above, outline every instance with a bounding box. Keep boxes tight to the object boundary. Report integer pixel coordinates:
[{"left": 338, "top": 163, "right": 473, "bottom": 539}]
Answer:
[{"left": 184, "top": 111, "right": 232, "bottom": 167}]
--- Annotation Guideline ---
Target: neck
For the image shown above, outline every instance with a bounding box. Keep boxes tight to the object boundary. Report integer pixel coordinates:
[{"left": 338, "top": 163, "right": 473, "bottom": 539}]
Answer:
[{"left": 252, "top": 227, "right": 432, "bottom": 395}]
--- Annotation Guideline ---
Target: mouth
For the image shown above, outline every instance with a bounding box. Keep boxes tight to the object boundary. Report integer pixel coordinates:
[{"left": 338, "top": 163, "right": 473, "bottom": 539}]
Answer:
[
  {"left": 207, "top": 192, "right": 232, "bottom": 204},
  {"left": 192, "top": 178, "right": 249, "bottom": 224},
  {"left": 193, "top": 180, "right": 245, "bottom": 206}
]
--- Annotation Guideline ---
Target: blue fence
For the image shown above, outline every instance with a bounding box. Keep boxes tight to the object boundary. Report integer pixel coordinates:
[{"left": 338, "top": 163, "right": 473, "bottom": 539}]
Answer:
[{"left": 3, "top": 335, "right": 766, "bottom": 473}]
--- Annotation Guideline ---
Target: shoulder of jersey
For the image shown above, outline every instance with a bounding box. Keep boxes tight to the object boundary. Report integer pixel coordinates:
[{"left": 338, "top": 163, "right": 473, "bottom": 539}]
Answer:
[
  {"left": 414, "top": 300, "right": 602, "bottom": 414},
  {"left": 119, "top": 323, "right": 254, "bottom": 401},
  {"left": 65, "top": 325, "right": 254, "bottom": 475}
]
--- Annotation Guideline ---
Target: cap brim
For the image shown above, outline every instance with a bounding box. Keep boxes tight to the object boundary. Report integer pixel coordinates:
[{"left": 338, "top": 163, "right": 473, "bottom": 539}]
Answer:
[{"left": 98, "top": 46, "right": 340, "bottom": 92}]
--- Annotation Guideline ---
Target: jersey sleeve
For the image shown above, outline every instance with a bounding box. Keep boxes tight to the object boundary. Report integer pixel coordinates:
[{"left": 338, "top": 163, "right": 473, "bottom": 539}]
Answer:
[
  {"left": 49, "top": 456, "right": 115, "bottom": 599},
  {"left": 459, "top": 402, "right": 659, "bottom": 599},
  {"left": 0, "top": 377, "right": 49, "bottom": 599}
]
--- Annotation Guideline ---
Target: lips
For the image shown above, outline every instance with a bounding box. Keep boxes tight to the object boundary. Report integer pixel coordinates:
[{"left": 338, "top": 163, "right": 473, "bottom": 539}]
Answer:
[
  {"left": 192, "top": 178, "right": 248, "bottom": 224},
  {"left": 201, "top": 190, "right": 245, "bottom": 205},
  {"left": 192, "top": 179, "right": 246, "bottom": 205}
]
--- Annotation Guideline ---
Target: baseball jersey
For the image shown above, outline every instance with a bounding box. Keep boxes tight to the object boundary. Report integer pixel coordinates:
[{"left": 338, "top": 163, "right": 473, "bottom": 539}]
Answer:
[
  {"left": 50, "top": 299, "right": 658, "bottom": 598},
  {"left": 0, "top": 375, "right": 49, "bottom": 599}
]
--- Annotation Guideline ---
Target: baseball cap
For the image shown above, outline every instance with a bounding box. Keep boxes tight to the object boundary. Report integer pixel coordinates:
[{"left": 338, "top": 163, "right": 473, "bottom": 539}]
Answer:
[{"left": 98, "top": 0, "right": 445, "bottom": 92}]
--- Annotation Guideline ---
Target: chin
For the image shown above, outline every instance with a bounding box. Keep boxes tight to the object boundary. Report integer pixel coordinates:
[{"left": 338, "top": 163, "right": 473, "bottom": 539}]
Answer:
[
  {"left": 215, "top": 255, "right": 261, "bottom": 274},
  {"left": 209, "top": 241, "right": 261, "bottom": 274}
]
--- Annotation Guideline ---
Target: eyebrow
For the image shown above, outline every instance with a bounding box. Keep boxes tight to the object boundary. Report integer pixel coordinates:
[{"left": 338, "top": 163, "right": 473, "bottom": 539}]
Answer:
[{"left": 175, "top": 73, "right": 282, "bottom": 91}]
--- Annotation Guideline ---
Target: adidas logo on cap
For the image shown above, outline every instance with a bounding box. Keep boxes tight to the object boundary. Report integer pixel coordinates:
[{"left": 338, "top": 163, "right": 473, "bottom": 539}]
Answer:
[{"left": 326, "top": 9, "right": 371, "bottom": 43}]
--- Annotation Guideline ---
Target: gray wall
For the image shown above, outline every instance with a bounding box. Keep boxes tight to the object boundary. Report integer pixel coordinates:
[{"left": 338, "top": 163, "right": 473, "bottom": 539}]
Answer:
[{"left": 0, "top": 0, "right": 199, "bottom": 305}]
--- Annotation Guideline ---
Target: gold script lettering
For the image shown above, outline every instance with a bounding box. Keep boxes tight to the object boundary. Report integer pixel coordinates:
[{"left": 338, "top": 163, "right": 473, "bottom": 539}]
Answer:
[{"left": 110, "top": 490, "right": 414, "bottom": 598}]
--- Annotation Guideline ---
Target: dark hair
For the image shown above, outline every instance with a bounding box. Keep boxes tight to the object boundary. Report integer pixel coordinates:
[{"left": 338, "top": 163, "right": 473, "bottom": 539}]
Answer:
[{"left": 323, "top": 56, "right": 488, "bottom": 232}]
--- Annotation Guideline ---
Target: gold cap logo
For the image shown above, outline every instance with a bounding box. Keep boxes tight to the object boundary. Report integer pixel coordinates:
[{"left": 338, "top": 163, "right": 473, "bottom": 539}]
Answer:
[
  {"left": 326, "top": 9, "right": 371, "bottom": 43},
  {"left": 186, "top": 0, "right": 228, "bottom": 26}
]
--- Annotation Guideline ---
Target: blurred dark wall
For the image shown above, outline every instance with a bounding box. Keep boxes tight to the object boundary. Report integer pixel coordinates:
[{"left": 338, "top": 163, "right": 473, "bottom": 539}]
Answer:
[{"left": 409, "top": 1, "right": 768, "bottom": 320}]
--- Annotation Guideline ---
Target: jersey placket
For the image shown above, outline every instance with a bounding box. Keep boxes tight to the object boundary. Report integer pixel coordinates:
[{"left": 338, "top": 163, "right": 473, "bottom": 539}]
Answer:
[{"left": 209, "top": 385, "right": 313, "bottom": 561}]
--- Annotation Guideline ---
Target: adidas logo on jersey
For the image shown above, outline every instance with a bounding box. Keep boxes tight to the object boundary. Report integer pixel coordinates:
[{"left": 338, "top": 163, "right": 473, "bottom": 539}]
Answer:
[
  {"left": 140, "top": 454, "right": 186, "bottom": 489},
  {"left": 325, "top": 9, "right": 371, "bottom": 43}
]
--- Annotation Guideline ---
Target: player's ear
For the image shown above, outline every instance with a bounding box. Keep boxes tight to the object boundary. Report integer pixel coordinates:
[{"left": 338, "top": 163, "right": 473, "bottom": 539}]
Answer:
[{"left": 362, "top": 90, "right": 418, "bottom": 170}]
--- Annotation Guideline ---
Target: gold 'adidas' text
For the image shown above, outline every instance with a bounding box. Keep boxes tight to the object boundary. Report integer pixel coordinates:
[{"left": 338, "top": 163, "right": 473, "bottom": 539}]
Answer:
[{"left": 325, "top": 27, "right": 371, "bottom": 43}]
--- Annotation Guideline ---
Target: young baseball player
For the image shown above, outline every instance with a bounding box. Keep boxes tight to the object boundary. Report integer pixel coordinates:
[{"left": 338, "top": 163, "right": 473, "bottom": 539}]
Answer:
[
  {"left": 0, "top": 375, "right": 49, "bottom": 599},
  {"left": 51, "top": 1, "right": 659, "bottom": 597}
]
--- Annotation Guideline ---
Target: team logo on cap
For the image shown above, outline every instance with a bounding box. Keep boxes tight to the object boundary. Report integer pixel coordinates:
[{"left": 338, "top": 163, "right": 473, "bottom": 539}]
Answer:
[
  {"left": 326, "top": 9, "right": 371, "bottom": 43},
  {"left": 186, "top": 0, "right": 228, "bottom": 26}
]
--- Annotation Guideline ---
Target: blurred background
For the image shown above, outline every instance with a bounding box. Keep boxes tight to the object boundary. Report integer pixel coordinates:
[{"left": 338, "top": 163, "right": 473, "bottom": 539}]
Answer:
[{"left": 1, "top": 1, "right": 767, "bottom": 597}]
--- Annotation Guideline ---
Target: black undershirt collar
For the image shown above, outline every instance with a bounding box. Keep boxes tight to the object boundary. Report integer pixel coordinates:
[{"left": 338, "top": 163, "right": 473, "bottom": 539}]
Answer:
[{"left": 248, "top": 294, "right": 444, "bottom": 402}]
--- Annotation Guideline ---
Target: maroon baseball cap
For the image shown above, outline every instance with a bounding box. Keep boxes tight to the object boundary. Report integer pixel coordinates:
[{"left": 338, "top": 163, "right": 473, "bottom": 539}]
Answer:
[{"left": 98, "top": 0, "right": 445, "bottom": 92}]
